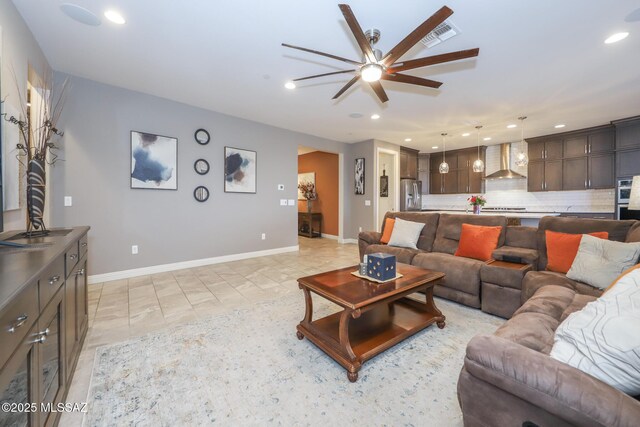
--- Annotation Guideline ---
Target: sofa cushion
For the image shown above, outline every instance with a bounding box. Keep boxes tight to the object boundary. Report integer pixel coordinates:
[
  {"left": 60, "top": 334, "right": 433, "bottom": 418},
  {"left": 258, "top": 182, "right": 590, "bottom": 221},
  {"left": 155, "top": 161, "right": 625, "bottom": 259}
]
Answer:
[
  {"left": 455, "top": 224, "right": 502, "bottom": 261},
  {"left": 382, "top": 212, "right": 440, "bottom": 252},
  {"left": 505, "top": 226, "right": 538, "bottom": 249},
  {"left": 412, "top": 252, "right": 484, "bottom": 296},
  {"left": 567, "top": 235, "right": 640, "bottom": 289},
  {"left": 626, "top": 221, "right": 640, "bottom": 243},
  {"left": 536, "top": 216, "right": 637, "bottom": 271},
  {"left": 432, "top": 214, "right": 507, "bottom": 255},
  {"left": 364, "top": 244, "right": 419, "bottom": 265},
  {"left": 545, "top": 230, "right": 608, "bottom": 274},
  {"left": 551, "top": 268, "right": 640, "bottom": 395},
  {"left": 521, "top": 270, "right": 602, "bottom": 303},
  {"left": 380, "top": 218, "right": 395, "bottom": 244},
  {"left": 387, "top": 218, "right": 425, "bottom": 249},
  {"left": 491, "top": 246, "right": 539, "bottom": 266},
  {"left": 480, "top": 262, "right": 530, "bottom": 290}
]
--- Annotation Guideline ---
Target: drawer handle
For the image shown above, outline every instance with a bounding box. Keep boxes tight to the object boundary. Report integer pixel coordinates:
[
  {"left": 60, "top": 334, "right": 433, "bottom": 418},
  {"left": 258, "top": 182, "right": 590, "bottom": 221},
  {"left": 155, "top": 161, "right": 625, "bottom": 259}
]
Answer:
[
  {"left": 69, "top": 254, "right": 78, "bottom": 260},
  {"left": 7, "top": 314, "right": 29, "bottom": 334},
  {"left": 76, "top": 268, "right": 85, "bottom": 277},
  {"left": 49, "top": 275, "right": 61, "bottom": 285},
  {"left": 81, "top": 242, "right": 88, "bottom": 247},
  {"left": 30, "top": 328, "right": 49, "bottom": 344}
]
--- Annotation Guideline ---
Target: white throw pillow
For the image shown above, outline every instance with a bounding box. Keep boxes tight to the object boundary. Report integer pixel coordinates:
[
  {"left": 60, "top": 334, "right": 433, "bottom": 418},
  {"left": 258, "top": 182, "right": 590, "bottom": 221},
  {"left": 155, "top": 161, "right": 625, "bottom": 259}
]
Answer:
[
  {"left": 387, "top": 218, "right": 425, "bottom": 250},
  {"left": 550, "top": 267, "right": 640, "bottom": 395},
  {"left": 566, "top": 235, "right": 640, "bottom": 289}
]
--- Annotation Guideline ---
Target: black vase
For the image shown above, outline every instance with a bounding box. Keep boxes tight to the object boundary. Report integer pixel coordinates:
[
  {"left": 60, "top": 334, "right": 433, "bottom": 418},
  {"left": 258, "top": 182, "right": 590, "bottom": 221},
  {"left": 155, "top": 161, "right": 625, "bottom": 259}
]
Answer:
[{"left": 27, "top": 158, "right": 46, "bottom": 230}]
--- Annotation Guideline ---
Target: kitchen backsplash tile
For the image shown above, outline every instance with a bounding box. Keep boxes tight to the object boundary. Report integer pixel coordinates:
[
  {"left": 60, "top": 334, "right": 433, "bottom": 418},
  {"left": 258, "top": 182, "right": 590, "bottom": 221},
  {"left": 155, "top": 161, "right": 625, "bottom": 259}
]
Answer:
[{"left": 422, "top": 142, "right": 615, "bottom": 213}]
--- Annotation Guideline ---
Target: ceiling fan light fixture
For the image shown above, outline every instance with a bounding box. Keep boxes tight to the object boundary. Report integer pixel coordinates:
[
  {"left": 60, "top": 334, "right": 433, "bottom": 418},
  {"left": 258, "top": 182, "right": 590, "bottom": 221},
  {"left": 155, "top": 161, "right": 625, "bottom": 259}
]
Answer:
[
  {"left": 104, "top": 9, "right": 125, "bottom": 24},
  {"left": 284, "top": 81, "right": 296, "bottom": 90},
  {"left": 361, "top": 63, "right": 383, "bottom": 82},
  {"left": 604, "top": 32, "right": 629, "bottom": 44}
]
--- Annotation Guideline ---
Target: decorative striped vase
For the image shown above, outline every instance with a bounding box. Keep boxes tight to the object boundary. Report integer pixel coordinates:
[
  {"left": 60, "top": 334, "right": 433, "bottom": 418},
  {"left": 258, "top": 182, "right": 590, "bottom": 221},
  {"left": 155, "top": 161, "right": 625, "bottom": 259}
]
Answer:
[{"left": 27, "top": 158, "right": 47, "bottom": 230}]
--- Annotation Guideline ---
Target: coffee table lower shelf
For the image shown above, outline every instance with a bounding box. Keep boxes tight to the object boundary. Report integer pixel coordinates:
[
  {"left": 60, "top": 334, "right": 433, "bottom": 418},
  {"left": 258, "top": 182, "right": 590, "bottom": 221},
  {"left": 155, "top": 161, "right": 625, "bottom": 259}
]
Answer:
[{"left": 297, "top": 297, "right": 444, "bottom": 382}]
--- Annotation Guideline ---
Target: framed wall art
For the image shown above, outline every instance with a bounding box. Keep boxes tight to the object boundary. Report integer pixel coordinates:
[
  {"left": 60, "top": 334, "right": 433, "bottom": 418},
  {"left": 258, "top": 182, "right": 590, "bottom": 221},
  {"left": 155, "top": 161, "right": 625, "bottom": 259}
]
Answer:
[
  {"left": 224, "top": 146, "right": 256, "bottom": 193},
  {"left": 297, "top": 172, "right": 315, "bottom": 200},
  {"left": 131, "top": 131, "right": 178, "bottom": 190},
  {"left": 355, "top": 158, "right": 365, "bottom": 195}
]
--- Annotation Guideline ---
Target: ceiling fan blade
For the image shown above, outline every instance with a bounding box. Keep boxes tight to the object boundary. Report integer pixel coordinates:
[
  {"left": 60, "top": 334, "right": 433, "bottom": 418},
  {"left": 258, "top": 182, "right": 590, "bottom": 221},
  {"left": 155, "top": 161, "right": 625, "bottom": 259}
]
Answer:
[
  {"left": 332, "top": 75, "right": 361, "bottom": 99},
  {"left": 369, "top": 80, "right": 389, "bottom": 103},
  {"left": 387, "top": 48, "right": 480, "bottom": 73},
  {"left": 338, "top": 4, "right": 377, "bottom": 63},
  {"left": 381, "top": 6, "right": 453, "bottom": 66},
  {"left": 282, "top": 43, "right": 362, "bottom": 66},
  {"left": 382, "top": 73, "right": 442, "bottom": 89},
  {"left": 293, "top": 70, "right": 355, "bottom": 82}
]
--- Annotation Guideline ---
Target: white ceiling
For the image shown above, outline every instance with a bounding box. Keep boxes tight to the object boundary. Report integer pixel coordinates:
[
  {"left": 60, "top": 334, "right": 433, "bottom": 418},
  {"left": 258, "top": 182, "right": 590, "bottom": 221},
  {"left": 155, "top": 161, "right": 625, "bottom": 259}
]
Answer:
[{"left": 13, "top": 1, "right": 640, "bottom": 153}]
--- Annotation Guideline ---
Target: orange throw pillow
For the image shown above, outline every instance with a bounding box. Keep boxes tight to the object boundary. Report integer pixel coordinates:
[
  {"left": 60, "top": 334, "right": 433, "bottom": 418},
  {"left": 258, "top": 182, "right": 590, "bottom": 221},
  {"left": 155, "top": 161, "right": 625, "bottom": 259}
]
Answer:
[
  {"left": 380, "top": 218, "right": 395, "bottom": 244},
  {"left": 454, "top": 224, "right": 503, "bottom": 261},
  {"left": 545, "top": 230, "right": 609, "bottom": 274}
]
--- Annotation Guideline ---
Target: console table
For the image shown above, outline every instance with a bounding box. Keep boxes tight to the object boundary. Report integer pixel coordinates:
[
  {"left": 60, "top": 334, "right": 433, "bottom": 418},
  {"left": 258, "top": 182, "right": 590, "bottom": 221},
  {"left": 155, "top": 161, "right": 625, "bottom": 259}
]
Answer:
[
  {"left": 298, "top": 212, "right": 322, "bottom": 238},
  {"left": 0, "top": 227, "right": 89, "bottom": 427}
]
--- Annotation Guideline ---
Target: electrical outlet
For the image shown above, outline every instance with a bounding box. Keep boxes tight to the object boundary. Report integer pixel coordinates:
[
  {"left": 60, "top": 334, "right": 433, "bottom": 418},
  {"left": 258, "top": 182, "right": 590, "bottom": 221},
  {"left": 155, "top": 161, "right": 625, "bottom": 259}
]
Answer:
[
  {"left": 277, "top": 184, "right": 285, "bottom": 191},
  {"left": 261, "top": 233, "right": 266, "bottom": 240},
  {"left": 359, "top": 227, "right": 363, "bottom": 232},
  {"left": 64, "top": 196, "right": 73, "bottom": 207},
  {"left": 280, "top": 199, "right": 287, "bottom": 206},
  {"left": 365, "top": 200, "right": 371, "bottom": 206},
  {"left": 131, "top": 245, "right": 138, "bottom": 255},
  {"left": 287, "top": 199, "right": 295, "bottom": 206}
]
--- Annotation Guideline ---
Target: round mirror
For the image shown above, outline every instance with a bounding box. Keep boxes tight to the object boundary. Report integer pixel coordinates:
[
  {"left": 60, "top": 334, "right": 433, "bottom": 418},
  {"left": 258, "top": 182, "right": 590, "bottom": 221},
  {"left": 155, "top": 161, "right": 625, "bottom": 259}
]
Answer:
[
  {"left": 194, "top": 128, "right": 210, "bottom": 145},
  {"left": 194, "top": 159, "right": 210, "bottom": 175},
  {"left": 194, "top": 186, "right": 209, "bottom": 202}
]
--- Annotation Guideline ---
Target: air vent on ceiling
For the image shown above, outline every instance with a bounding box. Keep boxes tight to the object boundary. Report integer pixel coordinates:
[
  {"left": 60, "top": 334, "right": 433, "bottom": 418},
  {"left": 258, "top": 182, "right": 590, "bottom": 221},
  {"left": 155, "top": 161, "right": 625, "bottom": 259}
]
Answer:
[{"left": 420, "top": 20, "right": 460, "bottom": 48}]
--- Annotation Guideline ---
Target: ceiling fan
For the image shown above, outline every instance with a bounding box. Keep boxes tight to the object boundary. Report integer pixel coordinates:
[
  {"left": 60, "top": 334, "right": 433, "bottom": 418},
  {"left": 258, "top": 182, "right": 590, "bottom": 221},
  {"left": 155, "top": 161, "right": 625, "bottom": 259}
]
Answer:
[{"left": 282, "top": 4, "right": 479, "bottom": 103}]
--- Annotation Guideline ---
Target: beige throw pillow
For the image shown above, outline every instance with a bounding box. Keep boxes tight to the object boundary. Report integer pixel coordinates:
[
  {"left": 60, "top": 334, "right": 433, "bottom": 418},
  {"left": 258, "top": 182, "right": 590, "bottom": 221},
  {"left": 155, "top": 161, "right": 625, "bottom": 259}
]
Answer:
[
  {"left": 550, "top": 267, "right": 640, "bottom": 395},
  {"left": 566, "top": 234, "right": 640, "bottom": 289},
  {"left": 387, "top": 218, "right": 425, "bottom": 250}
]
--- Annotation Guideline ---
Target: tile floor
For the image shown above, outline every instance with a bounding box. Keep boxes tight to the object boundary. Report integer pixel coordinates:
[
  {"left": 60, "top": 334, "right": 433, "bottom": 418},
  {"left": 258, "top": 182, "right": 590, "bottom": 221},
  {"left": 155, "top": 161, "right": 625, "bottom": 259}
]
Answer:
[{"left": 61, "top": 237, "right": 359, "bottom": 426}]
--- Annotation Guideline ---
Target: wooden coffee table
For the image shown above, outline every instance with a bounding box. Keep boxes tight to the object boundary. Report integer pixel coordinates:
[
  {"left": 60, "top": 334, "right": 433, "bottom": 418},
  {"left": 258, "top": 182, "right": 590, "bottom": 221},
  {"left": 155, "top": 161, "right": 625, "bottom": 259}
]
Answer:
[{"left": 296, "top": 263, "right": 445, "bottom": 382}]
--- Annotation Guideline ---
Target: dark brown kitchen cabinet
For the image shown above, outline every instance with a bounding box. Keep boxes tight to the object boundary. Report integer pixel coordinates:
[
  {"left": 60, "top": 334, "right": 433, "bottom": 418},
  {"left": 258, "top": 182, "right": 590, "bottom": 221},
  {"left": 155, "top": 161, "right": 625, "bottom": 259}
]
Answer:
[
  {"left": 545, "top": 160, "right": 563, "bottom": 191},
  {"left": 617, "top": 148, "right": 640, "bottom": 177},
  {"left": 614, "top": 119, "right": 640, "bottom": 150},
  {"left": 428, "top": 146, "right": 484, "bottom": 194},
  {"left": 527, "top": 161, "right": 545, "bottom": 192},
  {"left": 563, "top": 157, "right": 588, "bottom": 190},
  {"left": 400, "top": 147, "right": 419, "bottom": 179},
  {"left": 65, "top": 256, "right": 88, "bottom": 380},
  {"left": 564, "top": 135, "right": 588, "bottom": 158},
  {"left": 529, "top": 139, "right": 563, "bottom": 160},
  {"left": 39, "top": 288, "right": 66, "bottom": 427},
  {"left": 457, "top": 169, "right": 470, "bottom": 193},
  {"left": 430, "top": 171, "right": 443, "bottom": 194},
  {"left": 589, "top": 130, "right": 615, "bottom": 153},
  {"left": 589, "top": 153, "right": 615, "bottom": 189},
  {"left": 444, "top": 172, "right": 458, "bottom": 194}
]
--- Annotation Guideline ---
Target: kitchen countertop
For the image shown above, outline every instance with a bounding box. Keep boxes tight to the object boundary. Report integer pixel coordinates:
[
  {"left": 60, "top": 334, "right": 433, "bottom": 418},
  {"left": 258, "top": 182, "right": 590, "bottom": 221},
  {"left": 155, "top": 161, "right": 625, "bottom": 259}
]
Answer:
[{"left": 420, "top": 210, "right": 561, "bottom": 219}]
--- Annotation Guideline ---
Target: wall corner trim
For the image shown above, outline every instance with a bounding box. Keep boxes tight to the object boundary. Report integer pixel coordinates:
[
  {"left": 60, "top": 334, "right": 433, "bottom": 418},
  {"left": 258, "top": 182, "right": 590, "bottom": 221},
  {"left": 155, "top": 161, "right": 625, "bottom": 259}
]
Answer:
[{"left": 88, "top": 245, "right": 300, "bottom": 284}]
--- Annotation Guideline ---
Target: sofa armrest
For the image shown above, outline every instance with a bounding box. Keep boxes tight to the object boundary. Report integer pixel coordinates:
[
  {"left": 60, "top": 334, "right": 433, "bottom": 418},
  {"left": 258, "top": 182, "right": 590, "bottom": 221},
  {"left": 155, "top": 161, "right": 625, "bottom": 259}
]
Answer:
[
  {"left": 491, "top": 246, "right": 539, "bottom": 268},
  {"left": 464, "top": 334, "right": 640, "bottom": 427},
  {"left": 358, "top": 231, "right": 382, "bottom": 261}
]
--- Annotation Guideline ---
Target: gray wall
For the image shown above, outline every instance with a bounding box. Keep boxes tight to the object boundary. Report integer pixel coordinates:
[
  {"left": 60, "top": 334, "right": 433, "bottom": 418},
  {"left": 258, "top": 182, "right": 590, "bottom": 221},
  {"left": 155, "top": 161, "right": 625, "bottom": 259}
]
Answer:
[
  {"left": 0, "top": 0, "right": 50, "bottom": 230},
  {"left": 344, "top": 139, "right": 376, "bottom": 238},
  {"left": 52, "top": 74, "right": 349, "bottom": 275}
]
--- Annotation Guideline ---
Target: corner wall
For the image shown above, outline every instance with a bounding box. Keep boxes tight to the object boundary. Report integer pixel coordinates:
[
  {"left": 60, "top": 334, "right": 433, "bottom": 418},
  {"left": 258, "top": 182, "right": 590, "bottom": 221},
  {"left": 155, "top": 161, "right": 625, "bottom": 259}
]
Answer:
[
  {"left": 51, "top": 74, "right": 349, "bottom": 275},
  {"left": 298, "top": 151, "right": 339, "bottom": 236}
]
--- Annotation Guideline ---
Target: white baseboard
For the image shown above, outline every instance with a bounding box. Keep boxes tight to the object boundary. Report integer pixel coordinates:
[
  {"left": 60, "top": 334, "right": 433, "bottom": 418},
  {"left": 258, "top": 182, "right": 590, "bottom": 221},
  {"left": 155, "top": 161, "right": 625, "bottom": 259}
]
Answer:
[
  {"left": 339, "top": 238, "right": 358, "bottom": 244},
  {"left": 321, "top": 233, "right": 338, "bottom": 240},
  {"left": 88, "top": 245, "right": 299, "bottom": 284}
]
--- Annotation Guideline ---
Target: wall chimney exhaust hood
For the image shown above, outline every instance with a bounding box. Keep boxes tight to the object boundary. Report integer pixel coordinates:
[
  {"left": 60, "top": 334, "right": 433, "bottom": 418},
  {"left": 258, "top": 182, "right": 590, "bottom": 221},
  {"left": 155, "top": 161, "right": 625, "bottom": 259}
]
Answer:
[{"left": 484, "top": 143, "right": 526, "bottom": 180}]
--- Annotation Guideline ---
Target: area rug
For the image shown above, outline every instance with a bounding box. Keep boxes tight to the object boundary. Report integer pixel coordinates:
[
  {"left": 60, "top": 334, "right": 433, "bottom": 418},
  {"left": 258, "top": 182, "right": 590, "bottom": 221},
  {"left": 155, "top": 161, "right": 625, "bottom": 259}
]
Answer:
[{"left": 86, "top": 293, "right": 503, "bottom": 426}]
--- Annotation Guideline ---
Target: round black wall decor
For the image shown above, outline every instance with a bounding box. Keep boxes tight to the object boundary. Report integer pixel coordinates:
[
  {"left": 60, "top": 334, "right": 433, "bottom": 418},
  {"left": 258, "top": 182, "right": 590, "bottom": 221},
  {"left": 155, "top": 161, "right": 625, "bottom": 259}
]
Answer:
[
  {"left": 194, "top": 128, "right": 210, "bottom": 145},
  {"left": 194, "top": 159, "right": 210, "bottom": 175},
  {"left": 194, "top": 186, "right": 209, "bottom": 202}
]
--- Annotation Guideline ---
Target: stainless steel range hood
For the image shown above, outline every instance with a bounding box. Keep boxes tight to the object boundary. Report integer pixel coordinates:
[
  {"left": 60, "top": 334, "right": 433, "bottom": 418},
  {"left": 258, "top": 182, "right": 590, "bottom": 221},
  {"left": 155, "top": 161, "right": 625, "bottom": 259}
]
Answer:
[{"left": 484, "top": 143, "right": 526, "bottom": 180}]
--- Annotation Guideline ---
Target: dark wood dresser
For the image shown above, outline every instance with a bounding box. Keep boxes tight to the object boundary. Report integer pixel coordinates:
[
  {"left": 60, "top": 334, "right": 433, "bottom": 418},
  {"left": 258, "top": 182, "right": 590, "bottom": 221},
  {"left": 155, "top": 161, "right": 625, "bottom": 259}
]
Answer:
[{"left": 0, "top": 227, "right": 90, "bottom": 427}]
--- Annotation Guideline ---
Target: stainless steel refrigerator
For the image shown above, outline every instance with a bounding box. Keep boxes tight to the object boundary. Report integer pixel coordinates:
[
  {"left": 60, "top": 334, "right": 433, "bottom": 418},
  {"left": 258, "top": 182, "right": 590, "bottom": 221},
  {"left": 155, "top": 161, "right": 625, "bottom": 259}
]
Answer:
[{"left": 400, "top": 179, "right": 422, "bottom": 211}]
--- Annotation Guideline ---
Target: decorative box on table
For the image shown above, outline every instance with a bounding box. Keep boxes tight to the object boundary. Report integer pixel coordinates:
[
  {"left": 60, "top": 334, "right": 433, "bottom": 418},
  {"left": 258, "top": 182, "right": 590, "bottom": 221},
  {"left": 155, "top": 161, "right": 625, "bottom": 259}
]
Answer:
[{"left": 367, "top": 253, "right": 397, "bottom": 281}]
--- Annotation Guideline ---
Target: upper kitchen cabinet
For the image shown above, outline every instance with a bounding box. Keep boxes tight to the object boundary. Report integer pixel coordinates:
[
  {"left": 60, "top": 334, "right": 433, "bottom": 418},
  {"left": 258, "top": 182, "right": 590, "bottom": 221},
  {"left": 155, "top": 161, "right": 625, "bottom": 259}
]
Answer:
[
  {"left": 428, "top": 147, "right": 484, "bottom": 194},
  {"left": 418, "top": 154, "right": 429, "bottom": 195},
  {"left": 528, "top": 139, "right": 563, "bottom": 161},
  {"left": 400, "top": 146, "right": 419, "bottom": 179},
  {"left": 613, "top": 116, "right": 640, "bottom": 178}
]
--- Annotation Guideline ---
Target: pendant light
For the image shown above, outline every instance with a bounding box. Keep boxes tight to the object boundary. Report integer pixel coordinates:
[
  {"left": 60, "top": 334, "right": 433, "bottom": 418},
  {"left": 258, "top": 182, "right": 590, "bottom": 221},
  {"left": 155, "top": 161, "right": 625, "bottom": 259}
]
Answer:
[
  {"left": 438, "top": 132, "right": 449, "bottom": 174},
  {"left": 473, "top": 125, "right": 485, "bottom": 173},
  {"left": 515, "top": 116, "right": 529, "bottom": 167}
]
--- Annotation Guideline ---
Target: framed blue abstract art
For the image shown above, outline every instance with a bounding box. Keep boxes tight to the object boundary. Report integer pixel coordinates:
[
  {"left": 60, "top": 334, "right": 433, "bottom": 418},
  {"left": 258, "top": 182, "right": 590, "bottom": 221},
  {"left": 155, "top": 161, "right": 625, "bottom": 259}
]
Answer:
[
  {"left": 224, "top": 146, "right": 256, "bottom": 193},
  {"left": 130, "top": 131, "right": 178, "bottom": 190}
]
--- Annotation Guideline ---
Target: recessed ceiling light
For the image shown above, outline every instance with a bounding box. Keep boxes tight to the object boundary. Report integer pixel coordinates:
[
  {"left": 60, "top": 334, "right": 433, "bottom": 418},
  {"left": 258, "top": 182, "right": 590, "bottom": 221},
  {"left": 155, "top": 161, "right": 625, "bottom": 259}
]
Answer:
[
  {"left": 507, "top": 124, "right": 517, "bottom": 129},
  {"left": 104, "top": 10, "right": 125, "bottom": 24},
  {"left": 432, "top": 146, "right": 439, "bottom": 149},
  {"left": 462, "top": 133, "right": 470, "bottom": 137},
  {"left": 404, "top": 138, "right": 412, "bottom": 142},
  {"left": 60, "top": 3, "right": 101, "bottom": 26},
  {"left": 371, "top": 114, "right": 380, "bottom": 120},
  {"left": 284, "top": 81, "right": 296, "bottom": 90},
  {"left": 604, "top": 32, "right": 629, "bottom": 44},
  {"left": 483, "top": 137, "right": 492, "bottom": 141},
  {"left": 554, "top": 124, "right": 566, "bottom": 128}
]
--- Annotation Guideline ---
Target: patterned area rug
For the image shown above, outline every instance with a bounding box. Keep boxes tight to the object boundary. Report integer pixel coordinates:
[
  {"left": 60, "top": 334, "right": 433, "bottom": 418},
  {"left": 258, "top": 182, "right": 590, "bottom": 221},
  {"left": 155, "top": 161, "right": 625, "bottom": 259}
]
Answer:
[{"left": 87, "top": 292, "right": 503, "bottom": 426}]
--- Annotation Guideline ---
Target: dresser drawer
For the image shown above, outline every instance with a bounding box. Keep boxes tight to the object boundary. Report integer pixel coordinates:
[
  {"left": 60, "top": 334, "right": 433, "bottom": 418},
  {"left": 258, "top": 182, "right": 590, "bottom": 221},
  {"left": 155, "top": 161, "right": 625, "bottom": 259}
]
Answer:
[
  {"left": 38, "top": 255, "right": 65, "bottom": 311},
  {"left": 79, "top": 234, "right": 88, "bottom": 259},
  {"left": 0, "top": 280, "right": 38, "bottom": 370},
  {"left": 66, "top": 243, "right": 80, "bottom": 278}
]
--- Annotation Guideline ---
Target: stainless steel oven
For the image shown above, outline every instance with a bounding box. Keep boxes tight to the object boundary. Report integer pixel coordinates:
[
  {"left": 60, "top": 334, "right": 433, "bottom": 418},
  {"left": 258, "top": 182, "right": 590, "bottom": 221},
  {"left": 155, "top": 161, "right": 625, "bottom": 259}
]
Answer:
[
  {"left": 618, "top": 204, "right": 640, "bottom": 220},
  {"left": 618, "top": 179, "right": 633, "bottom": 203}
]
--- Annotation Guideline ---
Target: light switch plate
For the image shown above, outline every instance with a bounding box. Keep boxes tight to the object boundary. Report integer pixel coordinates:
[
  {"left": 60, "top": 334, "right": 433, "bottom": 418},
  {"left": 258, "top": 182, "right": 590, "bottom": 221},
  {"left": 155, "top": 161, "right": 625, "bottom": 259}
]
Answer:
[
  {"left": 280, "top": 199, "right": 287, "bottom": 206},
  {"left": 365, "top": 200, "right": 371, "bottom": 206},
  {"left": 64, "top": 196, "right": 73, "bottom": 207},
  {"left": 287, "top": 199, "right": 295, "bottom": 206},
  {"left": 277, "top": 184, "right": 285, "bottom": 191}
]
